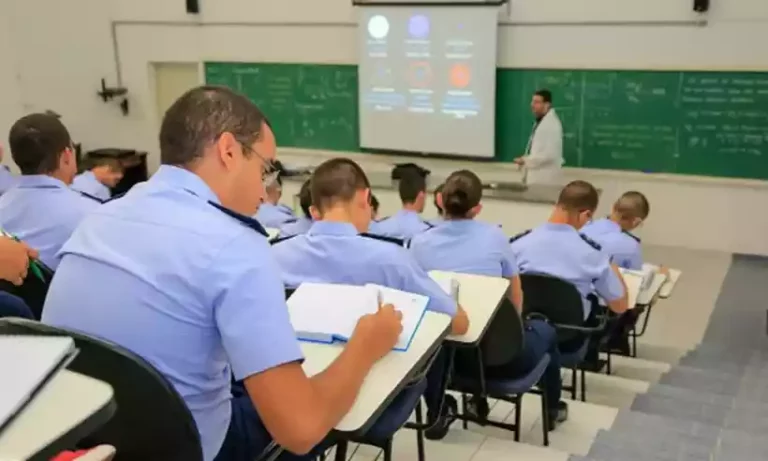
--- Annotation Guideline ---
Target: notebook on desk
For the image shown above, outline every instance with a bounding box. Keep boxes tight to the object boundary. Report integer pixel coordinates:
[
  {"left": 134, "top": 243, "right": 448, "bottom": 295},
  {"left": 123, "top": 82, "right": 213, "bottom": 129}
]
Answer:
[
  {"left": 642, "top": 263, "right": 682, "bottom": 298},
  {"left": 0, "top": 336, "right": 77, "bottom": 433},
  {"left": 287, "top": 282, "right": 429, "bottom": 351},
  {"left": 618, "top": 268, "right": 644, "bottom": 307}
]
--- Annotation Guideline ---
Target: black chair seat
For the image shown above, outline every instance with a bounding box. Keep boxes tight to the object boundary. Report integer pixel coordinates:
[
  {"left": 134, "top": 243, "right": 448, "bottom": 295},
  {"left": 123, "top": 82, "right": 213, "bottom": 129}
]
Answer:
[{"left": 0, "top": 318, "right": 203, "bottom": 461}]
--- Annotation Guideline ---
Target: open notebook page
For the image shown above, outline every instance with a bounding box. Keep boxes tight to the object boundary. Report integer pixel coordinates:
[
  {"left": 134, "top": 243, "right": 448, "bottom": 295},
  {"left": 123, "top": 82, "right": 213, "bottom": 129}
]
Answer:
[
  {"left": 287, "top": 283, "right": 378, "bottom": 343},
  {"left": 618, "top": 269, "right": 643, "bottom": 307},
  {"left": 366, "top": 284, "right": 429, "bottom": 351}
]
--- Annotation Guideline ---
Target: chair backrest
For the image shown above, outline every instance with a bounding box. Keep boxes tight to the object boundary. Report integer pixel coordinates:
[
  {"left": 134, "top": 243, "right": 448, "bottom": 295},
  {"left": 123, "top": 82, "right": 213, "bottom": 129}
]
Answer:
[
  {"left": 520, "top": 273, "right": 585, "bottom": 341},
  {"left": 0, "top": 263, "right": 54, "bottom": 319},
  {"left": 454, "top": 297, "right": 525, "bottom": 375},
  {"left": 0, "top": 291, "right": 34, "bottom": 319},
  {"left": 0, "top": 318, "right": 203, "bottom": 461}
]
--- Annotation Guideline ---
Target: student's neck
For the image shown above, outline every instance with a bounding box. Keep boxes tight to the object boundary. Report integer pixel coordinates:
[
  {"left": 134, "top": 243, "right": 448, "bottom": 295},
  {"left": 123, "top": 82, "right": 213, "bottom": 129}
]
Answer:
[
  {"left": 548, "top": 209, "right": 576, "bottom": 228},
  {"left": 47, "top": 170, "right": 73, "bottom": 185},
  {"left": 321, "top": 208, "right": 354, "bottom": 224},
  {"left": 402, "top": 203, "right": 420, "bottom": 213},
  {"left": 609, "top": 213, "right": 631, "bottom": 232}
]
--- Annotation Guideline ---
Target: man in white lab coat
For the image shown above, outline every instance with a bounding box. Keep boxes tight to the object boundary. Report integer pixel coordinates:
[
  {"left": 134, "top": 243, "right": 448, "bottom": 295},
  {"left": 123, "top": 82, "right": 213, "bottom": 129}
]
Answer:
[{"left": 514, "top": 89, "right": 564, "bottom": 186}]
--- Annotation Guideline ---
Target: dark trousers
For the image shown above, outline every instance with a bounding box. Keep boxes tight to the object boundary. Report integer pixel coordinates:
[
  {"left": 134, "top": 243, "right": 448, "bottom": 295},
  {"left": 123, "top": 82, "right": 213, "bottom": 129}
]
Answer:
[
  {"left": 0, "top": 291, "right": 33, "bottom": 319},
  {"left": 485, "top": 319, "right": 562, "bottom": 415},
  {"left": 216, "top": 383, "right": 335, "bottom": 461},
  {"left": 423, "top": 348, "right": 450, "bottom": 420}
]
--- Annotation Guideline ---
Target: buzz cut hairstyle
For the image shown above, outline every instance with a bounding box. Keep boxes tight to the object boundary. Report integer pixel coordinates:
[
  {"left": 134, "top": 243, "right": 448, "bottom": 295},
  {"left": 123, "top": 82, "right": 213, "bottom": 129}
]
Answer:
[
  {"left": 614, "top": 191, "right": 650, "bottom": 220},
  {"left": 556, "top": 180, "right": 599, "bottom": 213},
  {"left": 310, "top": 158, "right": 371, "bottom": 212}
]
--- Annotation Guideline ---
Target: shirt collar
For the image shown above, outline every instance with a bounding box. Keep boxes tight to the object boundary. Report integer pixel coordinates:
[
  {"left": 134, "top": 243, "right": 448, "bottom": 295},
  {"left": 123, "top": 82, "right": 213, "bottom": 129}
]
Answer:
[
  {"left": 308, "top": 221, "right": 359, "bottom": 237},
  {"left": 541, "top": 222, "right": 577, "bottom": 233},
  {"left": 598, "top": 218, "right": 621, "bottom": 233},
  {"left": 151, "top": 165, "right": 220, "bottom": 205},
  {"left": 17, "top": 175, "right": 67, "bottom": 188}
]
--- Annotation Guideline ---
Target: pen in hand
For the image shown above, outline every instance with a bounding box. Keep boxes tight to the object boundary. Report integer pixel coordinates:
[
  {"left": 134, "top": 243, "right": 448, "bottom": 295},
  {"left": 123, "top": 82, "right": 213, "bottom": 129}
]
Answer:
[{"left": 1, "top": 230, "right": 45, "bottom": 282}]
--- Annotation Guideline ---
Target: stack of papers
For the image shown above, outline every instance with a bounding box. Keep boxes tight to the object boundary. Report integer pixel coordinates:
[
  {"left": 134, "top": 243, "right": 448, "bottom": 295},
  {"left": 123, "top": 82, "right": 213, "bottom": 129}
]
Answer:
[
  {"left": 287, "top": 283, "right": 429, "bottom": 351},
  {"left": 0, "top": 336, "right": 77, "bottom": 433}
]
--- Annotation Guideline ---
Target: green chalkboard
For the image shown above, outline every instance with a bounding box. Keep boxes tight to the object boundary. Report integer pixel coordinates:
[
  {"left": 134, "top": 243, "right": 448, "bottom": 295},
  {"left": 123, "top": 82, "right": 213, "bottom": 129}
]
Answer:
[
  {"left": 205, "top": 62, "right": 358, "bottom": 152},
  {"left": 205, "top": 62, "right": 768, "bottom": 180}
]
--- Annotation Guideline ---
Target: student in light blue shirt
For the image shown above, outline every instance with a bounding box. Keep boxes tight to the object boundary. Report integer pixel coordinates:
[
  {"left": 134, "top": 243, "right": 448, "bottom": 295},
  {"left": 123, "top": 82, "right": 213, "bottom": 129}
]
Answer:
[
  {"left": 42, "top": 86, "right": 402, "bottom": 461},
  {"left": 410, "top": 170, "right": 567, "bottom": 431},
  {"left": 510, "top": 180, "right": 629, "bottom": 367},
  {"left": 254, "top": 171, "right": 296, "bottom": 228},
  {"left": 426, "top": 183, "right": 444, "bottom": 227},
  {"left": 0, "top": 146, "right": 18, "bottom": 195},
  {"left": 71, "top": 157, "right": 124, "bottom": 202},
  {"left": 272, "top": 158, "right": 470, "bottom": 436},
  {"left": 369, "top": 170, "right": 431, "bottom": 240},
  {"left": 0, "top": 114, "right": 100, "bottom": 269},
  {"left": 278, "top": 179, "right": 313, "bottom": 238}
]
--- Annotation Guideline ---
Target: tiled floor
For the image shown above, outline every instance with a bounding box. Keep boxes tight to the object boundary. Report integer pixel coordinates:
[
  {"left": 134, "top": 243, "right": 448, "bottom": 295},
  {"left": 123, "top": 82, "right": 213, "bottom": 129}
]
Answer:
[{"left": 334, "top": 246, "right": 730, "bottom": 460}]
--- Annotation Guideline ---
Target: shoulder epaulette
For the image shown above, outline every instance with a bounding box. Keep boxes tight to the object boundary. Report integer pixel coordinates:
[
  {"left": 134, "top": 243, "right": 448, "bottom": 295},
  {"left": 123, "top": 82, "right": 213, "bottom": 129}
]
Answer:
[
  {"left": 208, "top": 202, "right": 269, "bottom": 237},
  {"left": 360, "top": 232, "right": 406, "bottom": 247},
  {"left": 282, "top": 218, "right": 298, "bottom": 225},
  {"left": 423, "top": 220, "right": 434, "bottom": 229},
  {"left": 103, "top": 192, "right": 126, "bottom": 203},
  {"left": 509, "top": 229, "right": 532, "bottom": 243},
  {"left": 77, "top": 191, "right": 105, "bottom": 203},
  {"left": 623, "top": 230, "right": 641, "bottom": 243},
  {"left": 579, "top": 233, "right": 602, "bottom": 251},
  {"left": 271, "top": 234, "right": 297, "bottom": 245}
]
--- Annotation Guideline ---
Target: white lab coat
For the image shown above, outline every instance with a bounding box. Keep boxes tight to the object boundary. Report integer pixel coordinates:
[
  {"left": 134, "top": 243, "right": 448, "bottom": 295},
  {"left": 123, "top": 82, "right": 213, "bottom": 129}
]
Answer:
[{"left": 522, "top": 108, "right": 564, "bottom": 186}]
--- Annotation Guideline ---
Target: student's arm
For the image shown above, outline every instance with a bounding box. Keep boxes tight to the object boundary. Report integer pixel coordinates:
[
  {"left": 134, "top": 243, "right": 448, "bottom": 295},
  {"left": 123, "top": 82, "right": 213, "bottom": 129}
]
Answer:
[
  {"left": 501, "top": 234, "right": 523, "bottom": 311},
  {"left": 595, "top": 262, "right": 629, "bottom": 314},
  {"left": 214, "top": 236, "right": 402, "bottom": 454}
]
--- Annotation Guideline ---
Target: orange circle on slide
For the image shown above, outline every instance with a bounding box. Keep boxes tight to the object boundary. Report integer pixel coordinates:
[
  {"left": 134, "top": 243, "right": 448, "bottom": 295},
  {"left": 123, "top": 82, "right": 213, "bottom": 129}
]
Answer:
[{"left": 450, "top": 64, "right": 471, "bottom": 88}]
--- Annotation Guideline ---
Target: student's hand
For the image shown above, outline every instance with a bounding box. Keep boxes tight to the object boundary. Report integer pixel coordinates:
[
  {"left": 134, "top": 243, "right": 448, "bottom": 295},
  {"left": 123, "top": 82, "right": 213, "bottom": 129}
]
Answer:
[
  {"left": 0, "top": 237, "right": 34, "bottom": 285},
  {"left": 657, "top": 266, "right": 670, "bottom": 277},
  {"left": 450, "top": 304, "right": 470, "bottom": 336},
  {"left": 350, "top": 304, "right": 403, "bottom": 363},
  {"left": 513, "top": 156, "right": 525, "bottom": 166}
]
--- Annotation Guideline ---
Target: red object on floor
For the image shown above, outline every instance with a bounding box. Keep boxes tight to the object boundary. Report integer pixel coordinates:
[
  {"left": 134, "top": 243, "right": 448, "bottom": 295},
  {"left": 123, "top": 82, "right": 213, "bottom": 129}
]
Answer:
[{"left": 51, "top": 450, "right": 89, "bottom": 461}]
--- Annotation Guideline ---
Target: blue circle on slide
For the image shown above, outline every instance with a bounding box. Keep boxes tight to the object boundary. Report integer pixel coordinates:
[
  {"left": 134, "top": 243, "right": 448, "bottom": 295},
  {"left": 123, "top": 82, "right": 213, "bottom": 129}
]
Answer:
[
  {"left": 368, "top": 15, "right": 390, "bottom": 39},
  {"left": 409, "top": 15, "right": 430, "bottom": 38}
]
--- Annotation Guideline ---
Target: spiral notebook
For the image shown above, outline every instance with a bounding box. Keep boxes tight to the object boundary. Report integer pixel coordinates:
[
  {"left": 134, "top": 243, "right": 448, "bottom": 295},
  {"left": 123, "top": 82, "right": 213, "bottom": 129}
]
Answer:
[{"left": 287, "top": 282, "right": 429, "bottom": 351}]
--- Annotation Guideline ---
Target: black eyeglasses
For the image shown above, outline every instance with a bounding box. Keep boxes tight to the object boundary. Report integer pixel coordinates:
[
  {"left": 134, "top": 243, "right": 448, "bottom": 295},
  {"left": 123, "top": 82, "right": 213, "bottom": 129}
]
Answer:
[{"left": 240, "top": 142, "right": 279, "bottom": 184}]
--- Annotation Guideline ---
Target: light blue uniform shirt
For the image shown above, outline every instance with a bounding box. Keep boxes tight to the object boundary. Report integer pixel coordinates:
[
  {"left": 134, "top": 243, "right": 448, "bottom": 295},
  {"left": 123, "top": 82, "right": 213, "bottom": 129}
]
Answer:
[
  {"left": 41, "top": 165, "right": 303, "bottom": 461},
  {"left": 278, "top": 216, "right": 313, "bottom": 238},
  {"left": 369, "top": 209, "right": 432, "bottom": 241},
  {"left": 509, "top": 222, "right": 625, "bottom": 319},
  {"left": 0, "top": 175, "right": 100, "bottom": 269},
  {"left": 255, "top": 202, "right": 296, "bottom": 228},
  {"left": 409, "top": 219, "right": 518, "bottom": 278},
  {"left": 581, "top": 218, "right": 642, "bottom": 270},
  {"left": 71, "top": 171, "right": 112, "bottom": 201},
  {"left": 0, "top": 166, "right": 18, "bottom": 195},
  {"left": 272, "top": 220, "right": 457, "bottom": 316}
]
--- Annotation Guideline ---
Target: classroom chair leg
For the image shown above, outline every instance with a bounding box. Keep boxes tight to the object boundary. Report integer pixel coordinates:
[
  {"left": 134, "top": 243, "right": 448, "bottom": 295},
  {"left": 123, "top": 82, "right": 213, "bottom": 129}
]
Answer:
[
  {"left": 415, "top": 401, "right": 426, "bottom": 461},
  {"left": 382, "top": 438, "right": 393, "bottom": 461},
  {"left": 461, "top": 394, "right": 469, "bottom": 430},
  {"left": 570, "top": 366, "right": 577, "bottom": 400},
  {"left": 540, "top": 390, "right": 550, "bottom": 447},
  {"left": 580, "top": 368, "right": 586, "bottom": 402},
  {"left": 514, "top": 394, "right": 523, "bottom": 442},
  {"left": 333, "top": 441, "right": 348, "bottom": 461}
]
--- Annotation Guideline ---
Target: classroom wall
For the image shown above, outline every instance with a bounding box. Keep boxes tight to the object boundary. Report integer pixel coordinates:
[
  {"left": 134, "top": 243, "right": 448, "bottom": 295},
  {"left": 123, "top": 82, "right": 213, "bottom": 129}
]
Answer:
[{"left": 1, "top": 0, "right": 768, "bottom": 254}]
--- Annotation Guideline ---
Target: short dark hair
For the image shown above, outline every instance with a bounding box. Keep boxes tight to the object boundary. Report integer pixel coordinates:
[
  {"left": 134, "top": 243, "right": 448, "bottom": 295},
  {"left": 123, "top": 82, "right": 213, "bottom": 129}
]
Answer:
[
  {"left": 310, "top": 158, "right": 370, "bottom": 212},
  {"left": 159, "top": 85, "right": 268, "bottom": 167},
  {"left": 557, "top": 180, "right": 599, "bottom": 213},
  {"left": 434, "top": 183, "right": 444, "bottom": 215},
  {"left": 298, "top": 179, "right": 312, "bottom": 218},
  {"left": 442, "top": 170, "right": 483, "bottom": 217},
  {"left": 614, "top": 191, "right": 650, "bottom": 220},
  {"left": 8, "top": 113, "right": 73, "bottom": 175},
  {"left": 534, "top": 89, "right": 552, "bottom": 104},
  {"left": 398, "top": 171, "right": 426, "bottom": 204},
  {"left": 85, "top": 156, "right": 122, "bottom": 172},
  {"left": 370, "top": 194, "right": 380, "bottom": 213}
]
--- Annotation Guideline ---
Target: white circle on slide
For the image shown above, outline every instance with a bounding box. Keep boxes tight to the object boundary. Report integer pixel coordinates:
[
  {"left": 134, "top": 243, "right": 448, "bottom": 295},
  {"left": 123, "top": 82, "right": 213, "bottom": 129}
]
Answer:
[{"left": 368, "top": 15, "right": 390, "bottom": 39}]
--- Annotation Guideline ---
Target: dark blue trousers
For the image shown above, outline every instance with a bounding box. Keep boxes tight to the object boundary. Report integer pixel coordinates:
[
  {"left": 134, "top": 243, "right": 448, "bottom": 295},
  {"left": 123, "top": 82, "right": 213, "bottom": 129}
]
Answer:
[
  {"left": 215, "top": 383, "right": 335, "bottom": 461},
  {"left": 486, "top": 319, "right": 562, "bottom": 415},
  {"left": 0, "top": 291, "right": 33, "bottom": 319}
]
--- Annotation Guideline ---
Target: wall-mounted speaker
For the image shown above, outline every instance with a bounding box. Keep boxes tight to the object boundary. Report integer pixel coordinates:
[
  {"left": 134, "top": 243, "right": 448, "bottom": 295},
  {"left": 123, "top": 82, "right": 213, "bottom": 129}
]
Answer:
[
  {"left": 693, "top": 0, "right": 709, "bottom": 12},
  {"left": 186, "top": 0, "right": 200, "bottom": 14}
]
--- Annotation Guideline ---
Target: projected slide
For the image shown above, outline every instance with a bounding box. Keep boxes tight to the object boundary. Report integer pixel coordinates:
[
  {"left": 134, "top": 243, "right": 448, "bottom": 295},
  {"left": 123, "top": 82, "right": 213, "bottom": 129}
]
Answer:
[{"left": 358, "top": 7, "right": 499, "bottom": 158}]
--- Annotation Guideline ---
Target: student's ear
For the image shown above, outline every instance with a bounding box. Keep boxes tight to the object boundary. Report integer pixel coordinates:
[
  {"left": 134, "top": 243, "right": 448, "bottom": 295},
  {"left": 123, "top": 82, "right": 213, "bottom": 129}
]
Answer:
[
  {"left": 436, "top": 192, "right": 444, "bottom": 210},
  {"left": 215, "top": 132, "right": 240, "bottom": 169},
  {"left": 309, "top": 205, "right": 321, "bottom": 220},
  {"left": 468, "top": 203, "right": 483, "bottom": 218}
]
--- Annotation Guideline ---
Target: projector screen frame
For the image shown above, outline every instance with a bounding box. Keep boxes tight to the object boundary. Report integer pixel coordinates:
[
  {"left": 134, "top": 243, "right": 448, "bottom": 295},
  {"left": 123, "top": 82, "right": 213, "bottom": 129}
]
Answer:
[
  {"left": 359, "top": 147, "right": 500, "bottom": 164},
  {"left": 353, "top": 0, "right": 507, "bottom": 5}
]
